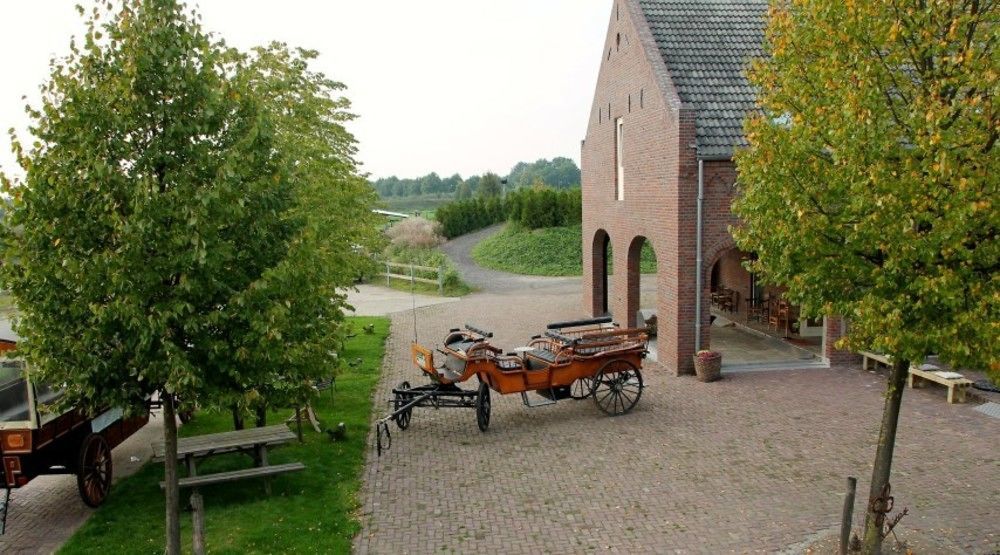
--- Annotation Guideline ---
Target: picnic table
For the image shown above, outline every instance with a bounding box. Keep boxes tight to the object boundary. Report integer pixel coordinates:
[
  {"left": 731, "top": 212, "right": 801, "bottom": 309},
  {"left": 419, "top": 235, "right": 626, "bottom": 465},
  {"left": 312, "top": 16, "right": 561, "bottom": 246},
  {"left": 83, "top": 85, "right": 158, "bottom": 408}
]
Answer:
[
  {"left": 153, "top": 424, "right": 305, "bottom": 553},
  {"left": 153, "top": 424, "right": 304, "bottom": 494}
]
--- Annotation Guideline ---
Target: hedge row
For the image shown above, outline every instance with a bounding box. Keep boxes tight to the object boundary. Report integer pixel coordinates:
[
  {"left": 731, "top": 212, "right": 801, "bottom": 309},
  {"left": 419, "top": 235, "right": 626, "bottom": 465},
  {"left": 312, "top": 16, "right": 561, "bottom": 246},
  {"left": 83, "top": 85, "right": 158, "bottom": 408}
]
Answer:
[{"left": 435, "top": 188, "right": 582, "bottom": 239}]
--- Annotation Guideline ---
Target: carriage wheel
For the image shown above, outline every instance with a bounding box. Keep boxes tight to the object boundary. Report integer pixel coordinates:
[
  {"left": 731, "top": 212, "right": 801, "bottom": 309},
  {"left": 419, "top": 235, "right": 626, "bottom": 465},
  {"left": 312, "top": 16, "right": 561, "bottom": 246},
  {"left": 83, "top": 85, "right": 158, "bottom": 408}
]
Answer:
[
  {"left": 475, "top": 381, "right": 491, "bottom": 432},
  {"left": 393, "top": 381, "right": 413, "bottom": 430},
  {"left": 77, "top": 433, "right": 113, "bottom": 507},
  {"left": 591, "top": 359, "right": 643, "bottom": 416},
  {"left": 570, "top": 377, "right": 593, "bottom": 400}
]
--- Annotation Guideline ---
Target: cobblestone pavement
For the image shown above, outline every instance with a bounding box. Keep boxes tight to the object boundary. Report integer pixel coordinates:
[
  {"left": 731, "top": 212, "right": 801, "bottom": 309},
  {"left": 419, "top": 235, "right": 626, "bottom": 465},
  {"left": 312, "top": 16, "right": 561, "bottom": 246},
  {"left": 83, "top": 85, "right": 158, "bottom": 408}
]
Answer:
[
  {"left": 355, "top": 292, "right": 1000, "bottom": 554},
  {"left": 0, "top": 411, "right": 164, "bottom": 554}
]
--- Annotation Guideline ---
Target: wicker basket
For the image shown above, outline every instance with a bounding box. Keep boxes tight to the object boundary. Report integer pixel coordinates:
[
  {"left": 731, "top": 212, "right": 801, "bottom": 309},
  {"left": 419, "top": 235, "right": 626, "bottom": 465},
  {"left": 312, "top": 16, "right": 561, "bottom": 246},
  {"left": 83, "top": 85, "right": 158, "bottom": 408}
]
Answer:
[{"left": 693, "top": 351, "right": 722, "bottom": 382}]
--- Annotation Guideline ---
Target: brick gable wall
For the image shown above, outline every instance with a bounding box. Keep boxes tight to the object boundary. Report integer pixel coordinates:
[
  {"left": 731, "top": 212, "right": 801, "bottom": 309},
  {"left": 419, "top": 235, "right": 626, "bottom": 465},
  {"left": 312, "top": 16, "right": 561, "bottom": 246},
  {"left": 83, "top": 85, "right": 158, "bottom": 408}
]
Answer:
[{"left": 582, "top": 1, "right": 854, "bottom": 373}]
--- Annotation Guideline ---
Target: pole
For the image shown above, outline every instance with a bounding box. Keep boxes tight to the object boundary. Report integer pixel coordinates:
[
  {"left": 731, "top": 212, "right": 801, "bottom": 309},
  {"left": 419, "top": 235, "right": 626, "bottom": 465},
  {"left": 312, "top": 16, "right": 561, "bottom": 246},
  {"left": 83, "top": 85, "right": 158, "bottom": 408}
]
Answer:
[
  {"left": 694, "top": 158, "right": 704, "bottom": 353},
  {"left": 438, "top": 265, "right": 444, "bottom": 295},
  {"left": 840, "top": 476, "right": 857, "bottom": 555},
  {"left": 191, "top": 490, "right": 206, "bottom": 555},
  {"left": 385, "top": 262, "right": 390, "bottom": 286}
]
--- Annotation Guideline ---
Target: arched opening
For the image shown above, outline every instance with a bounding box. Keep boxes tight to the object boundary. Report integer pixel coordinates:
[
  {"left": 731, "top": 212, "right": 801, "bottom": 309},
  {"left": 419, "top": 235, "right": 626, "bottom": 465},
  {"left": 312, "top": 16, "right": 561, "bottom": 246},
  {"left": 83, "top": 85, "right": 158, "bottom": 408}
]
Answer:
[
  {"left": 706, "top": 247, "right": 824, "bottom": 367},
  {"left": 625, "top": 237, "right": 658, "bottom": 357},
  {"left": 591, "top": 229, "right": 611, "bottom": 316}
]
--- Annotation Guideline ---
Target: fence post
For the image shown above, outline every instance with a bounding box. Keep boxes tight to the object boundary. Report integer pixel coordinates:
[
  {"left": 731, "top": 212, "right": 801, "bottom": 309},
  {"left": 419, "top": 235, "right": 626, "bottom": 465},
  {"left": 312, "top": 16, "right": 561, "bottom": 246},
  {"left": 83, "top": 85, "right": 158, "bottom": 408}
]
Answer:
[
  {"left": 409, "top": 264, "right": 414, "bottom": 286},
  {"left": 840, "top": 476, "right": 857, "bottom": 555},
  {"left": 438, "top": 265, "right": 444, "bottom": 295},
  {"left": 385, "top": 262, "right": 390, "bottom": 286}
]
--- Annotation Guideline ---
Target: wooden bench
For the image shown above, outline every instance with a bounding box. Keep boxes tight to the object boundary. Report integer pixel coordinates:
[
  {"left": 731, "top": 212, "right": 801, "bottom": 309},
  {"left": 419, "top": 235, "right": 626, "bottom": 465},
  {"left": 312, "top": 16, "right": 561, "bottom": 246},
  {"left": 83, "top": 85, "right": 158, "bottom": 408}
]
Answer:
[
  {"left": 160, "top": 462, "right": 305, "bottom": 490},
  {"left": 908, "top": 365, "right": 973, "bottom": 404},
  {"left": 860, "top": 351, "right": 892, "bottom": 371}
]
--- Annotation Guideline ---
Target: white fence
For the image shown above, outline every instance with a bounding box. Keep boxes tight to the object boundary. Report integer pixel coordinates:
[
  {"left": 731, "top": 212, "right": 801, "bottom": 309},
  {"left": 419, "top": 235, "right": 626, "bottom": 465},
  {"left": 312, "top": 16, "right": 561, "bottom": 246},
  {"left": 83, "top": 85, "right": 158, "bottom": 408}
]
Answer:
[{"left": 384, "top": 261, "right": 444, "bottom": 294}]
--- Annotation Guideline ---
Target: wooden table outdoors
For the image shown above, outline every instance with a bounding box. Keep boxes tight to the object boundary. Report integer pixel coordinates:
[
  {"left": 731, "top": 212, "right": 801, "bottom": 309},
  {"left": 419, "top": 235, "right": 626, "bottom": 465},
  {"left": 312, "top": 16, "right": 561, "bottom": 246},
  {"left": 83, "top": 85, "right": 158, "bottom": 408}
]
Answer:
[
  {"left": 153, "top": 424, "right": 304, "bottom": 554},
  {"left": 152, "top": 424, "right": 301, "bottom": 495}
]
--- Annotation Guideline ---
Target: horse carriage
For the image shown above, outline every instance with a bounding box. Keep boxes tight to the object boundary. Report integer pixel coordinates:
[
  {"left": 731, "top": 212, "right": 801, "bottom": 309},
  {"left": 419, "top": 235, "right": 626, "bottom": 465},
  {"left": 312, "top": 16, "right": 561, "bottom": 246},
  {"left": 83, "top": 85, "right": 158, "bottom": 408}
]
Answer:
[
  {"left": 375, "top": 317, "right": 647, "bottom": 453},
  {"left": 0, "top": 323, "right": 148, "bottom": 531}
]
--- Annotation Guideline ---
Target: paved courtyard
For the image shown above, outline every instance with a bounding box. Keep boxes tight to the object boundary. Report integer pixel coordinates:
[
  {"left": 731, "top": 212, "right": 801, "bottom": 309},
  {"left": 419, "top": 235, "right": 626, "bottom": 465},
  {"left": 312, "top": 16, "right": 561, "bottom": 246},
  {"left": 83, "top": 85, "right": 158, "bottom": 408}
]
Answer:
[{"left": 355, "top": 289, "right": 999, "bottom": 553}]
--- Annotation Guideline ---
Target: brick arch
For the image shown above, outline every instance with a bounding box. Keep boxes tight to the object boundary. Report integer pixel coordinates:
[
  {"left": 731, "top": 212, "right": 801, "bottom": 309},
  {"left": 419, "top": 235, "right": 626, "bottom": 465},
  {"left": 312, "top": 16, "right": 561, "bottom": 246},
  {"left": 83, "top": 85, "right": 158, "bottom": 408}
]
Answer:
[
  {"left": 590, "top": 229, "right": 611, "bottom": 316},
  {"left": 702, "top": 234, "right": 738, "bottom": 277},
  {"left": 625, "top": 235, "right": 653, "bottom": 328}
]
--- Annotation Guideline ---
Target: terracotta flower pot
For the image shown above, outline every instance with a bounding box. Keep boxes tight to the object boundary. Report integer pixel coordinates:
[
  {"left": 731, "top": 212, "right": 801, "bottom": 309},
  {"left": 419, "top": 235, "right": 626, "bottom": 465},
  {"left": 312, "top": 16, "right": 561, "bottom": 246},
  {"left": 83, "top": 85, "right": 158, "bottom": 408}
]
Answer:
[{"left": 693, "top": 352, "right": 722, "bottom": 382}]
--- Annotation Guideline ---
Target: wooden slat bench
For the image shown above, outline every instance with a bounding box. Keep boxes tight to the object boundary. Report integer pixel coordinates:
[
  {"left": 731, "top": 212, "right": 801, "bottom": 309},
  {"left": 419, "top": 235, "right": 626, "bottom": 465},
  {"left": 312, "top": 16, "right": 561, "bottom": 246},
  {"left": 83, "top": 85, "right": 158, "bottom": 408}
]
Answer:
[
  {"left": 160, "top": 462, "right": 305, "bottom": 490},
  {"left": 860, "top": 351, "right": 892, "bottom": 371},
  {"left": 908, "top": 366, "right": 973, "bottom": 404}
]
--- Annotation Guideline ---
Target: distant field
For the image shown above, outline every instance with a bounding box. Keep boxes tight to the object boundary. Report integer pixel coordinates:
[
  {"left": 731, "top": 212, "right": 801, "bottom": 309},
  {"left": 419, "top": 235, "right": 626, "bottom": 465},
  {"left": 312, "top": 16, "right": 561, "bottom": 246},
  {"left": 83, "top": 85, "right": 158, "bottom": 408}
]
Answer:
[
  {"left": 472, "top": 224, "right": 656, "bottom": 277},
  {"left": 381, "top": 194, "right": 454, "bottom": 216}
]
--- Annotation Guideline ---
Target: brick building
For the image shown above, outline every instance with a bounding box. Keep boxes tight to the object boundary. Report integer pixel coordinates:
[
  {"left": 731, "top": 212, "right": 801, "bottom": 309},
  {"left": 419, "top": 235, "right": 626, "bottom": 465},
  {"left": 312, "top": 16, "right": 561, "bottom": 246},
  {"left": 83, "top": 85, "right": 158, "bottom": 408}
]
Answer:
[{"left": 581, "top": 0, "right": 854, "bottom": 375}]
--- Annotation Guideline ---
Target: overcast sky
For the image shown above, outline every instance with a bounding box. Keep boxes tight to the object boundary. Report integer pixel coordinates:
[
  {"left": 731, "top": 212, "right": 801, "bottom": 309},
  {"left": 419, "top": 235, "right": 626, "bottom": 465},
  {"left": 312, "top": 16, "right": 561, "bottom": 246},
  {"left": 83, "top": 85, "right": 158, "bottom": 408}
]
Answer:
[{"left": 0, "top": 1, "right": 611, "bottom": 180}]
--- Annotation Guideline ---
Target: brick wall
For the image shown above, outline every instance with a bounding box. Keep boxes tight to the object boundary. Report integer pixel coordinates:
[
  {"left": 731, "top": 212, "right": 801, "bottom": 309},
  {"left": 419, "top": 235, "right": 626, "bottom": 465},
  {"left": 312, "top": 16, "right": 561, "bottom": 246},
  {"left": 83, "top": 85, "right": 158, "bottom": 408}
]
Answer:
[
  {"left": 581, "top": 0, "right": 697, "bottom": 375},
  {"left": 582, "top": 0, "right": 851, "bottom": 374}
]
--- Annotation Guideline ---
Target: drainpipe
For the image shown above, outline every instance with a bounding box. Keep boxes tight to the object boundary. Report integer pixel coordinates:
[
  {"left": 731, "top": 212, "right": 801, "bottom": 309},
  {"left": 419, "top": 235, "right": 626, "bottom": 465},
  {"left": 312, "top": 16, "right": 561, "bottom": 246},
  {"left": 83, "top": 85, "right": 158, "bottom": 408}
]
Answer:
[{"left": 694, "top": 158, "right": 704, "bottom": 352}]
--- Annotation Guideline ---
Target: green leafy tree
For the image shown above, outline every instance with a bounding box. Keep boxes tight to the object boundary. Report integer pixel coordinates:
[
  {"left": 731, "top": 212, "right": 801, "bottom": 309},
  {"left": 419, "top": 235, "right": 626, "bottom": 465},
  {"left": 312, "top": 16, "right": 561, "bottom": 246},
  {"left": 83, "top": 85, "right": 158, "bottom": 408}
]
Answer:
[
  {"left": 455, "top": 180, "right": 472, "bottom": 200},
  {"left": 2, "top": 2, "right": 378, "bottom": 552},
  {"left": 478, "top": 172, "right": 502, "bottom": 198},
  {"left": 1, "top": 2, "right": 264, "bottom": 550},
  {"left": 442, "top": 173, "right": 462, "bottom": 193},
  {"left": 734, "top": 1, "right": 997, "bottom": 552},
  {"left": 228, "top": 43, "right": 380, "bottom": 425}
]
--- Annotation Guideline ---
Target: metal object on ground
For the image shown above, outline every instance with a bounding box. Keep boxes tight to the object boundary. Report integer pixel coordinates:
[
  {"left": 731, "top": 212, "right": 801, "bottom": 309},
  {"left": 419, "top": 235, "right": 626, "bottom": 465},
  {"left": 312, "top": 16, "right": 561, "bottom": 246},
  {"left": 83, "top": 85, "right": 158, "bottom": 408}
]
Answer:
[{"left": 375, "top": 318, "right": 648, "bottom": 455}]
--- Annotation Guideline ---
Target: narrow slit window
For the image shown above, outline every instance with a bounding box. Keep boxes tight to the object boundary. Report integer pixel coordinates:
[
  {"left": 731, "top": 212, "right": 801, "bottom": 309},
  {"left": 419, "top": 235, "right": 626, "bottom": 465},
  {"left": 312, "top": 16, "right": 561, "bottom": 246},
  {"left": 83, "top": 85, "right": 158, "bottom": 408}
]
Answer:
[{"left": 615, "top": 117, "right": 625, "bottom": 201}]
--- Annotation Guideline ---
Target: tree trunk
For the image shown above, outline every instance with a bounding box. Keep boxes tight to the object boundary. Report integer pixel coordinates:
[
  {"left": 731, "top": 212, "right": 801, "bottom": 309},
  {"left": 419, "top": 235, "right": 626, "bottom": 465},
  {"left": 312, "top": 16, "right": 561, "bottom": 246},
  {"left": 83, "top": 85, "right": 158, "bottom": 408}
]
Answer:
[
  {"left": 232, "top": 404, "right": 244, "bottom": 430},
  {"left": 861, "top": 357, "right": 909, "bottom": 554},
  {"left": 255, "top": 404, "right": 267, "bottom": 428},
  {"left": 163, "top": 395, "right": 182, "bottom": 555}
]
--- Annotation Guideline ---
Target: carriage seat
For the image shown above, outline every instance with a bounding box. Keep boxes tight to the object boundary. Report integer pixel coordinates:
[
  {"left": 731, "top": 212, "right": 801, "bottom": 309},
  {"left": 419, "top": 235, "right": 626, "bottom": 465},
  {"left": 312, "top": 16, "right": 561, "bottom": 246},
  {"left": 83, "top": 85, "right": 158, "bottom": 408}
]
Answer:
[
  {"left": 445, "top": 337, "right": 477, "bottom": 353},
  {"left": 524, "top": 348, "right": 559, "bottom": 371}
]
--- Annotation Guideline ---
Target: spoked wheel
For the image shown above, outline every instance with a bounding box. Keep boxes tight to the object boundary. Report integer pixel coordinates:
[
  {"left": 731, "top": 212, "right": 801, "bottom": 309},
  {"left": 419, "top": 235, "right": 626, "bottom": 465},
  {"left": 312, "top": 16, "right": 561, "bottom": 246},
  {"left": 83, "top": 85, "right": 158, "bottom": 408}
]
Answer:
[
  {"left": 393, "top": 381, "right": 413, "bottom": 430},
  {"left": 77, "top": 433, "right": 113, "bottom": 507},
  {"left": 591, "top": 359, "right": 643, "bottom": 416},
  {"left": 475, "top": 381, "right": 491, "bottom": 432},
  {"left": 570, "top": 377, "right": 593, "bottom": 400}
]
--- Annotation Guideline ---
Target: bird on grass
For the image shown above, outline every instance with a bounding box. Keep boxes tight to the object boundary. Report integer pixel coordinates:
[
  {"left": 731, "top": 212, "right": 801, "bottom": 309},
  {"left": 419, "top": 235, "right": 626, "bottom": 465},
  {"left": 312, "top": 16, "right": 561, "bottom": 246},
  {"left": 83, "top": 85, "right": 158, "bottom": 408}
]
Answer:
[{"left": 326, "top": 422, "right": 347, "bottom": 442}]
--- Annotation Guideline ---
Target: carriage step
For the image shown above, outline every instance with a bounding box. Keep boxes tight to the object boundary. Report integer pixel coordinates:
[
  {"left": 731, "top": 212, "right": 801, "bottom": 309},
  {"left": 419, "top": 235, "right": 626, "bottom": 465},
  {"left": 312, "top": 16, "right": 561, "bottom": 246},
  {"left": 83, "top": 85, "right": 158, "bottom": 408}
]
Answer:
[{"left": 521, "top": 391, "right": 557, "bottom": 408}]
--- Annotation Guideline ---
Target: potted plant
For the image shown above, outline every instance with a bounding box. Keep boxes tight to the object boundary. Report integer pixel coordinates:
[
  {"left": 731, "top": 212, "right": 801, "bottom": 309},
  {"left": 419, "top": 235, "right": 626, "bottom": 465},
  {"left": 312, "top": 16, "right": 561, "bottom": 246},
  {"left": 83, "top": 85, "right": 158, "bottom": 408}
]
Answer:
[{"left": 693, "top": 350, "right": 722, "bottom": 382}]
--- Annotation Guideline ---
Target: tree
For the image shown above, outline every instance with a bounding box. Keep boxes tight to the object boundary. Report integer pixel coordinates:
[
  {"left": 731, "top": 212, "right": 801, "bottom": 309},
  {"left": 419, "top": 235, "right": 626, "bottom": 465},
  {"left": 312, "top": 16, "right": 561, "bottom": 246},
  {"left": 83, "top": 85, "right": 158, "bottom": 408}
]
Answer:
[
  {"left": 419, "top": 172, "right": 442, "bottom": 195},
  {"left": 2, "top": 2, "right": 378, "bottom": 552},
  {"left": 734, "top": 2, "right": 997, "bottom": 552},
  {"left": 442, "top": 173, "right": 462, "bottom": 193},
  {"left": 228, "top": 43, "right": 380, "bottom": 427},
  {"left": 506, "top": 157, "right": 581, "bottom": 190},
  {"left": 478, "top": 172, "right": 502, "bottom": 198},
  {"left": 455, "top": 180, "right": 472, "bottom": 200}
]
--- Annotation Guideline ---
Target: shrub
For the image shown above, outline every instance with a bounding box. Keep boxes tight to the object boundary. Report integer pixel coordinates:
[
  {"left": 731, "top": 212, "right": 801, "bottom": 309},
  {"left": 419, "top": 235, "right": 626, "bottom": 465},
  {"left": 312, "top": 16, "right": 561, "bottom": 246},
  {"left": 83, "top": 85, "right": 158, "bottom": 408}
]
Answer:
[
  {"left": 385, "top": 217, "right": 444, "bottom": 249},
  {"left": 435, "top": 187, "right": 582, "bottom": 238}
]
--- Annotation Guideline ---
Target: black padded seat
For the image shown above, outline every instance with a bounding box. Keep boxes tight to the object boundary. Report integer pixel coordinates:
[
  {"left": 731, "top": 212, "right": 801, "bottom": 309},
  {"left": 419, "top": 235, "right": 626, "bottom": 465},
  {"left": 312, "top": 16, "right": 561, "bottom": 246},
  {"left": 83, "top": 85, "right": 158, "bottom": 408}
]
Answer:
[
  {"left": 529, "top": 349, "right": 558, "bottom": 363},
  {"left": 446, "top": 339, "right": 476, "bottom": 353}
]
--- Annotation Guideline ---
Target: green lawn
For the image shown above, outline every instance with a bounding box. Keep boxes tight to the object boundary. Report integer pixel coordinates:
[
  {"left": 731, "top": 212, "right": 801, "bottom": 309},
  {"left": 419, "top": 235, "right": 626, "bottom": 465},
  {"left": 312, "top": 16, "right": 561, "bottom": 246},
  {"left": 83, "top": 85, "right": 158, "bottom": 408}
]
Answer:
[
  {"left": 59, "top": 316, "right": 390, "bottom": 555},
  {"left": 471, "top": 224, "right": 657, "bottom": 276}
]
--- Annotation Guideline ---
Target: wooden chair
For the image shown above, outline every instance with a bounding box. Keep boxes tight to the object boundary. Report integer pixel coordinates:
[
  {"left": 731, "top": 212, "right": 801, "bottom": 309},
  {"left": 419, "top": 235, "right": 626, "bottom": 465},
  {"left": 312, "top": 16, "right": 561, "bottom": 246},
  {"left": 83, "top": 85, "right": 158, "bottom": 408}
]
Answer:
[
  {"left": 746, "top": 298, "right": 768, "bottom": 323},
  {"left": 768, "top": 300, "right": 790, "bottom": 333}
]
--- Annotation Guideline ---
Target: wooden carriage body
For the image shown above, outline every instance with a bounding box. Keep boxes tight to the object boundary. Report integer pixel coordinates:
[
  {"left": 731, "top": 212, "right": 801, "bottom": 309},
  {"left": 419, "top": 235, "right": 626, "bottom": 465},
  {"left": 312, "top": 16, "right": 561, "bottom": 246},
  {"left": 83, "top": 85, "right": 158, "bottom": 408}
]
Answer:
[
  {"left": 376, "top": 318, "right": 648, "bottom": 453},
  {"left": 0, "top": 334, "right": 148, "bottom": 507},
  {"left": 410, "top": 319, "right": 648, "bottom": 396}
]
